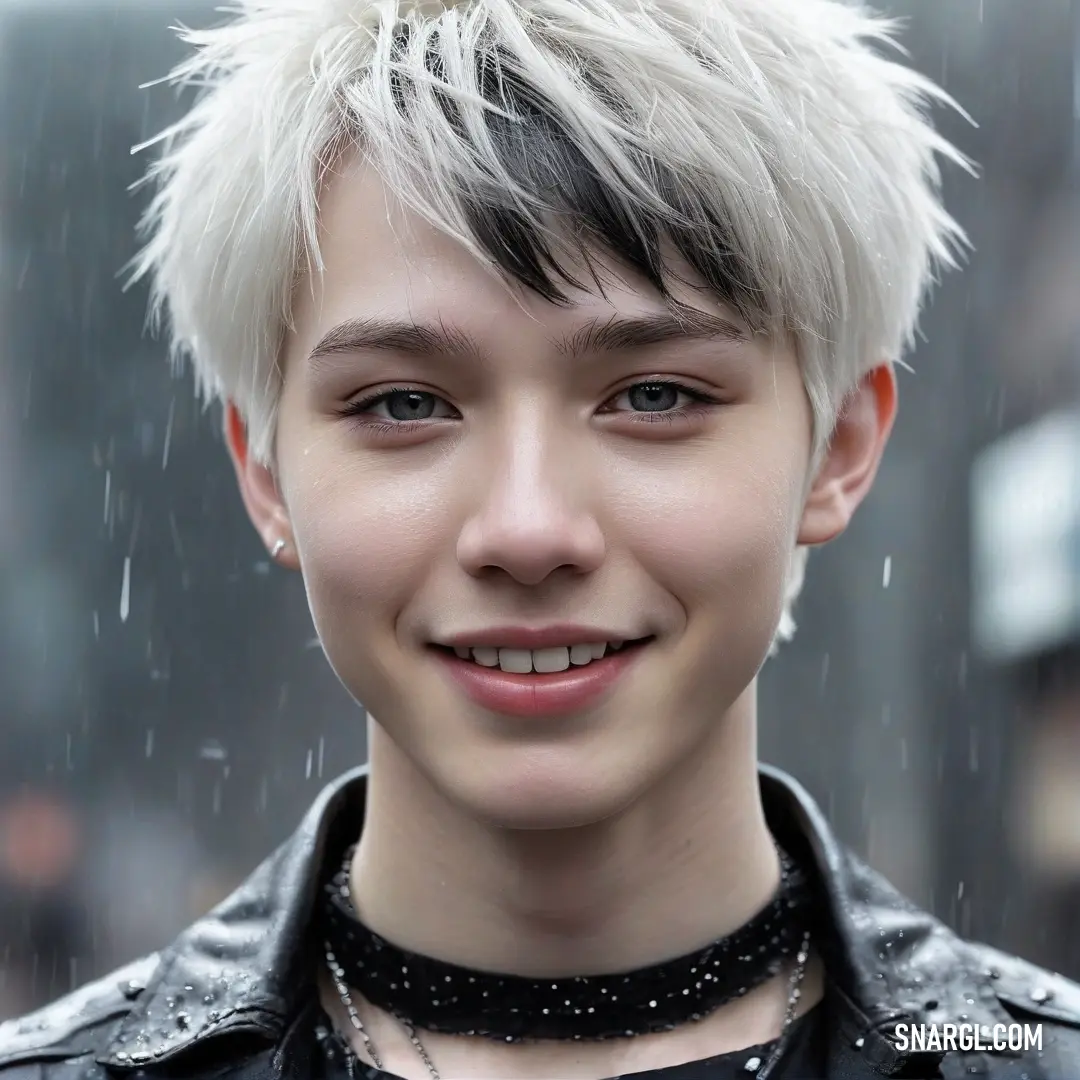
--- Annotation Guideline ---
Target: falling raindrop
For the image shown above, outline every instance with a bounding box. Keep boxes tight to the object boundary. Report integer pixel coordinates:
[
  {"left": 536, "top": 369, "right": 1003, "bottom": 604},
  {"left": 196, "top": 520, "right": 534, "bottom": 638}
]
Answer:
[
  {"left": 161, "top": 398, "right": 174, "bottom": 470},
  {"left": 120, "top": 556, "right": 131, "bottom": 623},
  {"left": 199, "top": 739, "right": 227, "bottom": 762}
]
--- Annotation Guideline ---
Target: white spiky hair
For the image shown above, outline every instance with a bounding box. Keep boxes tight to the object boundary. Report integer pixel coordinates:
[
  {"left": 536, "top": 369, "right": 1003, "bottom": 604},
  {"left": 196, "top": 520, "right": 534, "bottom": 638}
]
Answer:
[{"left": 129, "top": 0, "right": 970, "bottom": 646}]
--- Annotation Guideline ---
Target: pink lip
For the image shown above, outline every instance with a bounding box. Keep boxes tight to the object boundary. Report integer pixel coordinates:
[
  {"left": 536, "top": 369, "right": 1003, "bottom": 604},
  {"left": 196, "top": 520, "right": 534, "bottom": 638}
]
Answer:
[
  {"left": 439, "top": 625, "right": 640, "bottom": 650},
  {"left": 431, "top": 640, "right": 651, "bottom": 718}
]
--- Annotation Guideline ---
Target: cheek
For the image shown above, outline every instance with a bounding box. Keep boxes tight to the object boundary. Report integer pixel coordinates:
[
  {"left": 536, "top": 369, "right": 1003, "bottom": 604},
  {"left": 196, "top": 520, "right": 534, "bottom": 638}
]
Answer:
[
  {"left": 614, "top": 441, "right": 805, "bottom": 717},
  {"left": 280, "top": 435, "right": 457, "bottom": 640},
  {"left": 611, "top": 441, "right": 802, "bottom": 621}
]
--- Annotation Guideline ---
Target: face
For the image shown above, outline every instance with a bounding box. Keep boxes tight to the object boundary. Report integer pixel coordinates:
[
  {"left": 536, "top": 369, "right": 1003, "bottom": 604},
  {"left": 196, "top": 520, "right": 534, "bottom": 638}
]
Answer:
[{"left": 231, "top": 159, "right": 893, "bottom": 829}]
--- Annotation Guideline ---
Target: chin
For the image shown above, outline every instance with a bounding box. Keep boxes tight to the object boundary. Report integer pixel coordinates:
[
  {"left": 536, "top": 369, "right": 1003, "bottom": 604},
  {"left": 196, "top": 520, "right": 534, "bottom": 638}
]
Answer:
[
  {"left": 446, "top": 756, "right": 646, "bottom": 832},
  {"left": 468, "top": 796, "right": 623, "bottom": 833}
]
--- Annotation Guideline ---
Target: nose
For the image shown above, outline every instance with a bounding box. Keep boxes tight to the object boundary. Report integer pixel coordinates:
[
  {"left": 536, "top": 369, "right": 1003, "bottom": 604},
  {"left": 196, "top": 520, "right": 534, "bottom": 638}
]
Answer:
[{"left": 455, "top": 418, "right": 606, "bottom": 586}]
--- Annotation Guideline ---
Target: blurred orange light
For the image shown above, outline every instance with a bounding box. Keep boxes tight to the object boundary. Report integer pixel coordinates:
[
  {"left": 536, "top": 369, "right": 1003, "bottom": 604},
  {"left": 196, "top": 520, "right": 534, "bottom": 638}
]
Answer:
[{"left": 0, "top": 792, "right": 79, "bottom": 889}]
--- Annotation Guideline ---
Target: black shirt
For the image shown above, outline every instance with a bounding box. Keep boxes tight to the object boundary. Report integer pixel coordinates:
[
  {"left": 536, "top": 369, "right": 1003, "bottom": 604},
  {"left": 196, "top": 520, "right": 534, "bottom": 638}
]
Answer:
[{"left": 308, "top": 1000, "right": 827, "bottom": 1078}]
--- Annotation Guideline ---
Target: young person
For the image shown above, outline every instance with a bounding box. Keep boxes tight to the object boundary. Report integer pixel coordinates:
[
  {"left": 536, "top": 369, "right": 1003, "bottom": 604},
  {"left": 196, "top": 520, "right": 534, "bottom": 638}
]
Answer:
[{"left": 3, "top": 0, "right": 1079, "bottom": 1076}]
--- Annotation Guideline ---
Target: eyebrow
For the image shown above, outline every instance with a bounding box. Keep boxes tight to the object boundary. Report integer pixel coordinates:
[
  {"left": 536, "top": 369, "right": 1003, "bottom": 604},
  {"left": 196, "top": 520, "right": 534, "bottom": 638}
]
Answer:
[{"left": 307, "top": 306, "right": 747, "bottom": 367}]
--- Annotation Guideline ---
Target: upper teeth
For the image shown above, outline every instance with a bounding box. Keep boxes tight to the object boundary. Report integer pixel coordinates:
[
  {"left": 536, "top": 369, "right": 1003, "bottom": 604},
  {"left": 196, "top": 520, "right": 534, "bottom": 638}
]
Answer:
[{"left": 452, "top": 642, "right": 625, "bottom": 673}]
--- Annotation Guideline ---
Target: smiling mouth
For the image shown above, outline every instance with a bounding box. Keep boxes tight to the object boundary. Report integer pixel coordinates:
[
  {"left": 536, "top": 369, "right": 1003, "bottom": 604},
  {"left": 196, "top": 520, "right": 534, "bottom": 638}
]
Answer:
[
  {"left": 429, "top": 636, "right": 654, "bottom": 718},
  {"left": 430, "top": 637, "right": 654, "bottom": 675}
]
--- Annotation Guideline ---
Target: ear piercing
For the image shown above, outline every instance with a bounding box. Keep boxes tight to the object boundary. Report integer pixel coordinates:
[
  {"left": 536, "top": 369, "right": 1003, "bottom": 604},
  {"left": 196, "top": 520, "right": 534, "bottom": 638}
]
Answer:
[{"left": 271, "top": 538, "right": 287, "bottom": 559}]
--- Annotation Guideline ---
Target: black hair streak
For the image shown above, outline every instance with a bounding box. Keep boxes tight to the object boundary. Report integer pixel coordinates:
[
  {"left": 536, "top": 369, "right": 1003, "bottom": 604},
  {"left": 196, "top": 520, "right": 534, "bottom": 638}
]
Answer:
[{"left": 388, "top": 19, "right": 765, "bottom": 324}]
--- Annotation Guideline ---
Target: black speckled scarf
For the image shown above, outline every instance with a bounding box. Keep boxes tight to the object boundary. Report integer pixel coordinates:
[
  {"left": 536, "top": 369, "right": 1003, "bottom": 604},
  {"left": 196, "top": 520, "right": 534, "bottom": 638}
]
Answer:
[{"left": 320, "top": 842, "right": 814, "bottom": 1042}]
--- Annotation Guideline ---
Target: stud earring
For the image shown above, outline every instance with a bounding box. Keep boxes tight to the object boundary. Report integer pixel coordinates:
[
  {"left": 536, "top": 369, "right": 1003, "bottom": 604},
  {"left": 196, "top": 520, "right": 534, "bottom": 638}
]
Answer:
[{"left": 271, "top": 538, "right": 287, "bottom": 559}]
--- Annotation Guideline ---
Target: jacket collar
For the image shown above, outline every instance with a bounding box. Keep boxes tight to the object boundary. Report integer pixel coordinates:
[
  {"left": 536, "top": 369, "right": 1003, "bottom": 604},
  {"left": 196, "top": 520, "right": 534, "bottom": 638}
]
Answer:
[
  {"left": 98, "top": 769, "right": 364, "bottom": 1070},
  {"left": 97, "top": 763, "right": 1015, "bottom": 1075},
  {"left": 756, "top": 764, "right": 1016, "bottom": 1076}
]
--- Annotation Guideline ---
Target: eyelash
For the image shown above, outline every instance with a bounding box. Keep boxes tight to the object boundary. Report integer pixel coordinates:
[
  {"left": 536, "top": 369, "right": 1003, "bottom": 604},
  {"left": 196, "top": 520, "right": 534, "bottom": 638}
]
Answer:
[{"left": 339, "top": 380, "right": 723, "bottom": 437}]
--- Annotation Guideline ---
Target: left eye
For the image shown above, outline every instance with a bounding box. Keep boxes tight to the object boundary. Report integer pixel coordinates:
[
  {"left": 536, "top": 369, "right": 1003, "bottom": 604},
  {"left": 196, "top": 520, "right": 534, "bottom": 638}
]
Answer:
[
  {"left": 605, "top": 381, "right": 715, "bottom": 412},
  {"left": 374, "top": 390, "right": 443, "bottom": 421}
]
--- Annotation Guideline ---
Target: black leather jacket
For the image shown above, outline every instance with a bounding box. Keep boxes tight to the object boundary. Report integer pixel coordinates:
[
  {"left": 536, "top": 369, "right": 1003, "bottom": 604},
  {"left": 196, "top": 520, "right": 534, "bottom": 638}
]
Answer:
[{"left": 2, "top": 764, "right": 1078, "bottom": 1079}]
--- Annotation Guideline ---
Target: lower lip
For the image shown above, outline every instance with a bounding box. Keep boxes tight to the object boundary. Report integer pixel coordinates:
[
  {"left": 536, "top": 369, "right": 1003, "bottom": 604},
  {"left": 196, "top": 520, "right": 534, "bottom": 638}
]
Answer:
[{"left": 431, "top": 641, "right": 651, "bottom": 718}]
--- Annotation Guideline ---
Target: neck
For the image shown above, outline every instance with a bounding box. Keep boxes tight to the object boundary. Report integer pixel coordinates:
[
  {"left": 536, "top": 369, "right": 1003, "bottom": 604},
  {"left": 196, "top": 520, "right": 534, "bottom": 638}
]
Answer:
[{"left": 350, "top": 687, "right": 779, "bottom": 978}]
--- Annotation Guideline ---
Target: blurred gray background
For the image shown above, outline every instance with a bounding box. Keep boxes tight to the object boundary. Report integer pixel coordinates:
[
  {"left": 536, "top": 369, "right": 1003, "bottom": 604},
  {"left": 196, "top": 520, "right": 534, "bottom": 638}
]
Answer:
[{"left": 2, "top": 0, "right": 1079, "bottom": 1017}]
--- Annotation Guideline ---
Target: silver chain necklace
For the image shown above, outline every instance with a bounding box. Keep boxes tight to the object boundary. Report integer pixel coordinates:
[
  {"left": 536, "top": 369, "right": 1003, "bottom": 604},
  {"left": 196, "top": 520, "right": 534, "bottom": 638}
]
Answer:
[{"left": 325, "top": 929, "right": 811, "bottom": 1079}]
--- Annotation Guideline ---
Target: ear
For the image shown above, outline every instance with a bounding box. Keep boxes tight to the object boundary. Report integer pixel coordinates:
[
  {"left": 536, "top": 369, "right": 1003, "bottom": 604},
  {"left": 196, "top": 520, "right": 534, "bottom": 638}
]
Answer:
[
  {"left": 797, "top": 363, "right": 897, "bottom": 547},
  {"left": 224, "top": 403, "right": 301, "bottom": 571}
]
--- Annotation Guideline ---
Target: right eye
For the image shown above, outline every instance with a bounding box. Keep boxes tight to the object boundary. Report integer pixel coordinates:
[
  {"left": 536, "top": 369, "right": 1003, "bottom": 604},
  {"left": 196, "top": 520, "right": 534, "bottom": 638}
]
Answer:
[{"left": 341, "top": 387, "right": 459, "bottom": 425}]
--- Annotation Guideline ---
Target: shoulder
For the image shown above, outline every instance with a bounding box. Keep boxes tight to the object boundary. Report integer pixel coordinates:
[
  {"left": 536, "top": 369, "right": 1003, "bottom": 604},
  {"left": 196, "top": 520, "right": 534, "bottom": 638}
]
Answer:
[
  {"left": 0, "top": 953, "right": 160, "bottom": 1076},
  {"left": 947, "top": 938, "right": 1080, "bottom": 1078},
  {"left": 974, "top": 941, "right": 1080, "bottom": 1023}
]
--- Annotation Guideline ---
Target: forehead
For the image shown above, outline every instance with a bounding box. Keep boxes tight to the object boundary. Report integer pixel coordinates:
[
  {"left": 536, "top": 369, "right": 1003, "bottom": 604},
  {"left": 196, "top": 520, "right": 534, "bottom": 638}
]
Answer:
[{"left": 294, "top": 158, "right": 749, "bottom": 344}]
